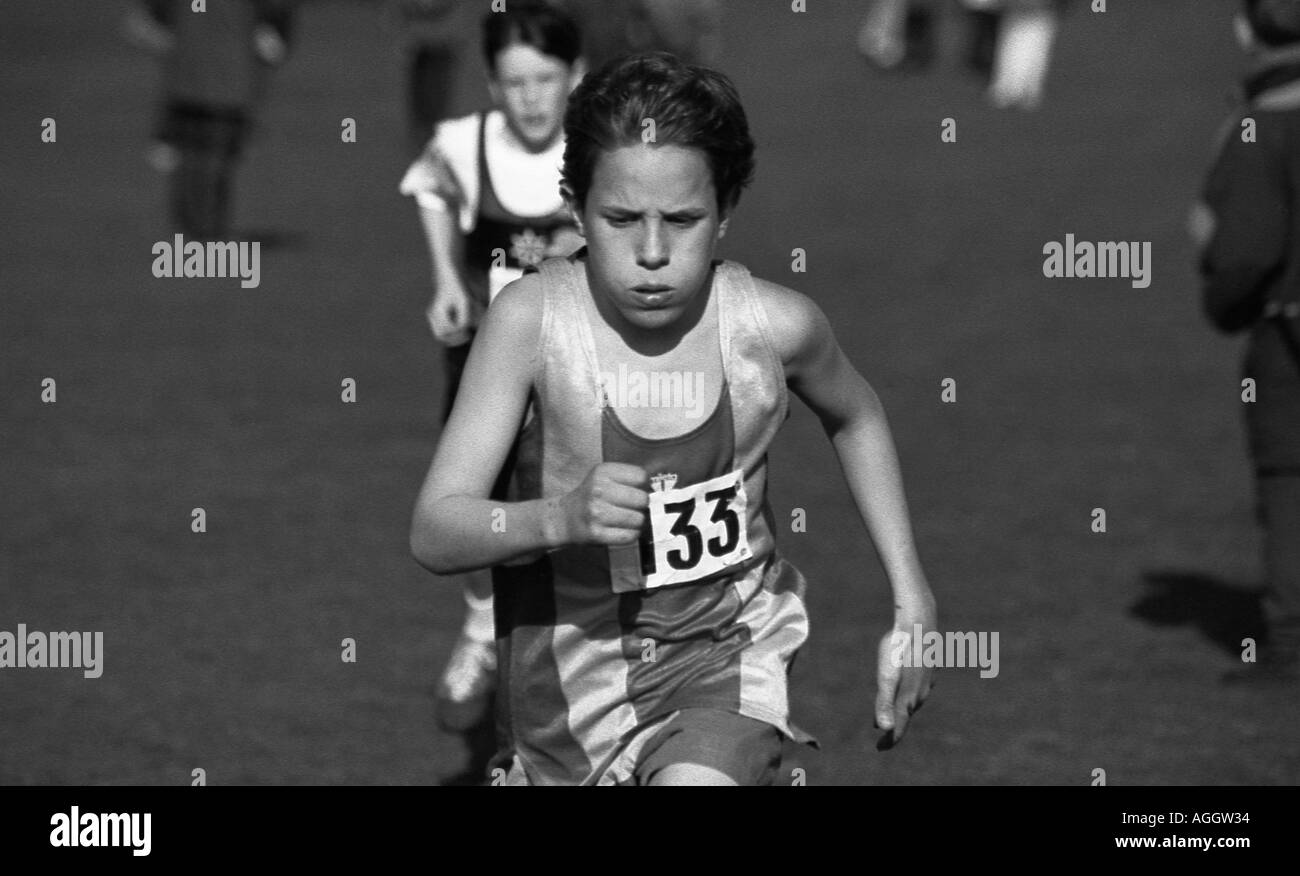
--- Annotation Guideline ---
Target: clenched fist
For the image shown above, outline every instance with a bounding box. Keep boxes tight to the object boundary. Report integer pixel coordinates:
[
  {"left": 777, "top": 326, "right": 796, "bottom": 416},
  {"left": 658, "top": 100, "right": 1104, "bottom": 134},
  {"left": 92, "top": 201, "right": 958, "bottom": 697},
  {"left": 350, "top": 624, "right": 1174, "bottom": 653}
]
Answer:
[{"left": 557, "top": 463, "right": 649, "bottom": 547}]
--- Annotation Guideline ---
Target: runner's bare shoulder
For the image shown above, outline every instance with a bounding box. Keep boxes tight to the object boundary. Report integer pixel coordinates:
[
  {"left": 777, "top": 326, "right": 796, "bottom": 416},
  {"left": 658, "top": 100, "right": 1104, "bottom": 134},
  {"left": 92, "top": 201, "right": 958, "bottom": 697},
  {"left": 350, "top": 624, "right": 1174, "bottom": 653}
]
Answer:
[
  {"left": 479, "top": 272, "right": 546, "bottom": 372},
  {"left": 747, "top": 275, "right": 829, "bottom": 368}
]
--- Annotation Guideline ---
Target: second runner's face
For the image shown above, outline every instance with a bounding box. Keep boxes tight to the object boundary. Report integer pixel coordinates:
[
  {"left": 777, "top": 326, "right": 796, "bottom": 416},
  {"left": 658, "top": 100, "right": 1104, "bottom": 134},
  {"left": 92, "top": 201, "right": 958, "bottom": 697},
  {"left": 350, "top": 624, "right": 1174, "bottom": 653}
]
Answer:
[
  {"left": 575, "top": 143, "right": 729, "bottom": 334},
  {"left": 490, "top": 44, "right": 575, "bottom": 151}
]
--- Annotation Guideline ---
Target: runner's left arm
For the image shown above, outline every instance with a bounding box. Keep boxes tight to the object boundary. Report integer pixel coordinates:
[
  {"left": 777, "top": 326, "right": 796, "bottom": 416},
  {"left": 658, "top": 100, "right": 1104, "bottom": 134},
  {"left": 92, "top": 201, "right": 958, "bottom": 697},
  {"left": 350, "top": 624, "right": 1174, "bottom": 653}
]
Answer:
[{"left": 760, "top": 281, "right": 936, "bottom": 745}]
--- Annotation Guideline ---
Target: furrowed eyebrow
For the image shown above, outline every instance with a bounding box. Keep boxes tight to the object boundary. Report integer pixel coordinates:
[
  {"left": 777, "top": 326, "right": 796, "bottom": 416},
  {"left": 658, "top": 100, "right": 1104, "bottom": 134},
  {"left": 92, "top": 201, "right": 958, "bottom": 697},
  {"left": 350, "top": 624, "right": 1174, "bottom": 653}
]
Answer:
[{"left": 599, "top": 207, "right": 706, "bottom": 218}]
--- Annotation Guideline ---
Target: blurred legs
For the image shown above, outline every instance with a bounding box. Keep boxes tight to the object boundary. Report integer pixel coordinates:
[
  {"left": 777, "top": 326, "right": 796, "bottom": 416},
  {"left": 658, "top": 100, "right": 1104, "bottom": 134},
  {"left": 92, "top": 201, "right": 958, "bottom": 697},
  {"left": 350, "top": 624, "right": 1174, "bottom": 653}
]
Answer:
[{"left": 988, "top": 5, "right": 1060, "bottom": 110}]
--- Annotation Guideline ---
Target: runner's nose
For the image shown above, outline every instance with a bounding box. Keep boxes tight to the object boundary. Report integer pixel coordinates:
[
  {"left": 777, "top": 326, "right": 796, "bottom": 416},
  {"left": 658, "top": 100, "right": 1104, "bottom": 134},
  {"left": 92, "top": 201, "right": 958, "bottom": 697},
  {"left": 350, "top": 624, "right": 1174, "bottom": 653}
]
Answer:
[{"left": 637, "top": 221, "right": 668, "bottom": 270}]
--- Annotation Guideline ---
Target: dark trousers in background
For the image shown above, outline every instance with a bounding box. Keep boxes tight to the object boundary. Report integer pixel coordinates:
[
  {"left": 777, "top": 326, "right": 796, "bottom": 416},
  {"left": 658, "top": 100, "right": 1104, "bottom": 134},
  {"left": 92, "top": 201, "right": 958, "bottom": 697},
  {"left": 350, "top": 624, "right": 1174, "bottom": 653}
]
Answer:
[{"left": 159, "top": 101, "right": 248, "bottom": 240}]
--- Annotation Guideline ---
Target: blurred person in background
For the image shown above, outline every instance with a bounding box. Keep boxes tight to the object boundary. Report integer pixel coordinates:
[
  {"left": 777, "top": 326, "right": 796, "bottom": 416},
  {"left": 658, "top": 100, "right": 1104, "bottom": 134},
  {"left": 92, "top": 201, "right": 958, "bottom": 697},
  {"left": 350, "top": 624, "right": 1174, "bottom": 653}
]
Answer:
[
  {"left": 138, "top": 0, "right": 295, "bottom": 240},
  {"left": 1193, "top": 0, "right": 1300, "bottom": 686},
  {"left": 389, "top": 0, "right": 720, "bottom": 158},
  {"left": 561, "top": 0, "right": 721, "bottom": 68},
  {"left": 972, "top": 0, "right": 1063, "bottom": 110},
  {"left": 857, "top": 0, "right": 939, "bottom": 71},
  {"left": 400, "top": 0, "right": 586, "bottom": 736},
  {"left": 121, "top": 0, "right": 177, "bottom": 55},
  {"left": 388, "top": 0, "right": 475, "bottom": 154},
  {"left": 858, "top": 0, "right": 1065, "bottom": 110}
]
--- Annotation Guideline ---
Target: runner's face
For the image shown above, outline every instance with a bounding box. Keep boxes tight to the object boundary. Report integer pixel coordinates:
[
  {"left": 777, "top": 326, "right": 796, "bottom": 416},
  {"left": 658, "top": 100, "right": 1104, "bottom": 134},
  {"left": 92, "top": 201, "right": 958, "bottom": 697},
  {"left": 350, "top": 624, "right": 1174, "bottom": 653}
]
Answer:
[
  {"left": 574, "top": 143, "right": 728, "bottom": 334},
  {"left": 490, "top": 44, "right": 573, "bottom": 150}
]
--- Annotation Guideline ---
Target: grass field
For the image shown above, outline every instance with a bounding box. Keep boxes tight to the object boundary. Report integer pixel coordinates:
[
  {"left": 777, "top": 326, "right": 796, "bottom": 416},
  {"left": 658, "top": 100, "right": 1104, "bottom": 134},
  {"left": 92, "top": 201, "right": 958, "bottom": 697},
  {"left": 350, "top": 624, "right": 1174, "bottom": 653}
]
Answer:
[{"left": 2, "top": 0, "right": 1297, "bottom": 785}]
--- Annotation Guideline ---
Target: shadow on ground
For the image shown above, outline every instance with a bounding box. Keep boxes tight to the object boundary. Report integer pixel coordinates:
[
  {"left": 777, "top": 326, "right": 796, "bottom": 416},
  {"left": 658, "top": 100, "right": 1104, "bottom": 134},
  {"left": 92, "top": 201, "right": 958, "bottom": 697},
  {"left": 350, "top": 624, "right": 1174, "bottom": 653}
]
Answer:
[{"left": 1131, "top": 569, "right": 1270, "bottom": 655}]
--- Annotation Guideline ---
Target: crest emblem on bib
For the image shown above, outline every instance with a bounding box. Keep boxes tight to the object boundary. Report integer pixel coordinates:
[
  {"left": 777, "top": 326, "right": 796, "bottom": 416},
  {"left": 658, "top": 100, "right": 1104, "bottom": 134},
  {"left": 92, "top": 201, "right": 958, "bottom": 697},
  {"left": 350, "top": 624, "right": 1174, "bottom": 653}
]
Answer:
[{"left": 650, "top": 473, "right": 678, "bottom": 493}]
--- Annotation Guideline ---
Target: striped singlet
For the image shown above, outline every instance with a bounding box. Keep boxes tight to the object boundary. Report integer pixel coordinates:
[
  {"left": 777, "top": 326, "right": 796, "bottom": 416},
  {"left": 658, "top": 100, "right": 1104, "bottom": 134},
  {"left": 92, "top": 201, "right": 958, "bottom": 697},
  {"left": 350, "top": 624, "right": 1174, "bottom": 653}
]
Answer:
[{"left": 493, "top": 254, "right": 810, "bottom": 785}]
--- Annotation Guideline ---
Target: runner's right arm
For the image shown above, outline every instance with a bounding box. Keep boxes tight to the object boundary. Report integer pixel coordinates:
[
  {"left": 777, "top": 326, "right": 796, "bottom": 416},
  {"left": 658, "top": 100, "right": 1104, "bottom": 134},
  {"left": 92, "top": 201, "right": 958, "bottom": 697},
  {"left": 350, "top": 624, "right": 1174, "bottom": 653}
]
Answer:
[{"left": 410, "top": 278, "right": 649, "bottom": 575}]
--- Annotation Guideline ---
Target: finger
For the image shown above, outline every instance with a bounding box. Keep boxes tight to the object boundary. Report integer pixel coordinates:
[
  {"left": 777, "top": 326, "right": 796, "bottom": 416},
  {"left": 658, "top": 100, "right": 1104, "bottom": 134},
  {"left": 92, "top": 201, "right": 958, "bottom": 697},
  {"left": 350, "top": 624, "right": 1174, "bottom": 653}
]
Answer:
[
  {"left": 893, "top": 668, "right": 935, "bottom": 745},
  {"left": 875, "top": 630, "right": 905, "bottom": 731},
  {"left": 891, "top": 695, "right": 912, "bottom": 744},
  {"left": 595, "top": 505, "right": 647, "bottom": 532},
  {"left": 431, "top": 321, "right": 457, "bottom": 345},
  {"left": 599, "top": 482, "right": 651, "bottom": 512},
  {"left": 593, "top": 525, "right": 644, "bottom": 546},
  {"left": 916, "top": 669, "right": 935, "bottom": 707},
  {"left": 600, "top": 463, "right": 649, "bottom": 488}
]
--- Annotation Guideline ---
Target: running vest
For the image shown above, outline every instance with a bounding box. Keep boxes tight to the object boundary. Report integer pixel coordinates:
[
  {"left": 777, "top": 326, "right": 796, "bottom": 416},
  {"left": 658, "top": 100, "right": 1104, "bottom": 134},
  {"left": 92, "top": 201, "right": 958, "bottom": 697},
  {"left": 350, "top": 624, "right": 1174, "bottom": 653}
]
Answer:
[
  {"left": 463, "top": 112, "right": 575, "bottom": 306},
  {"left": 493, "top": 254, "right": 811, "bottom": 785}
]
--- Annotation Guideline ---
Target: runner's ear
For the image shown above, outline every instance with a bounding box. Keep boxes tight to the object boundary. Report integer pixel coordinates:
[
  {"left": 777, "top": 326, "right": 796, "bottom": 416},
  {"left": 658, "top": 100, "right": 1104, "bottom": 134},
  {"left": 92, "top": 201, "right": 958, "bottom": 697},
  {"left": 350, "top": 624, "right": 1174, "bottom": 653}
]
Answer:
[
  {"left": 562, "top": 184, "right": 585, "bottom": 235},
  {"left": 568, "top": 58, "right": 588, "bottom": 92}
]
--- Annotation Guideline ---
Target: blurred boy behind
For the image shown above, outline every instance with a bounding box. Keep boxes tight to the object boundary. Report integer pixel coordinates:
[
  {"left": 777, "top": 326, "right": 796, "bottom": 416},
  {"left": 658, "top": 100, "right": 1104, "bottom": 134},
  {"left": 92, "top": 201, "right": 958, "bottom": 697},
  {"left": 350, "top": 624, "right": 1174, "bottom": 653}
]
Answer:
[
  {"left": 1195, "top": 0, "right": 1300, "bottom": 684},
  {"left": 151, "top": 0, "right": 294, "bottom": 240}
]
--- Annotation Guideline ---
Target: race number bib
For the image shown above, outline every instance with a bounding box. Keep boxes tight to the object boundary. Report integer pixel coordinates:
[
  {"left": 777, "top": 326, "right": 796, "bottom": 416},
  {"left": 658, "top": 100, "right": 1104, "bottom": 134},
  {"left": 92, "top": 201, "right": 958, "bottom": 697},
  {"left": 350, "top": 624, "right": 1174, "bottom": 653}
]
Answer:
[{"left": 610, "top": 469, "right": 752, "bottom": 593}]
